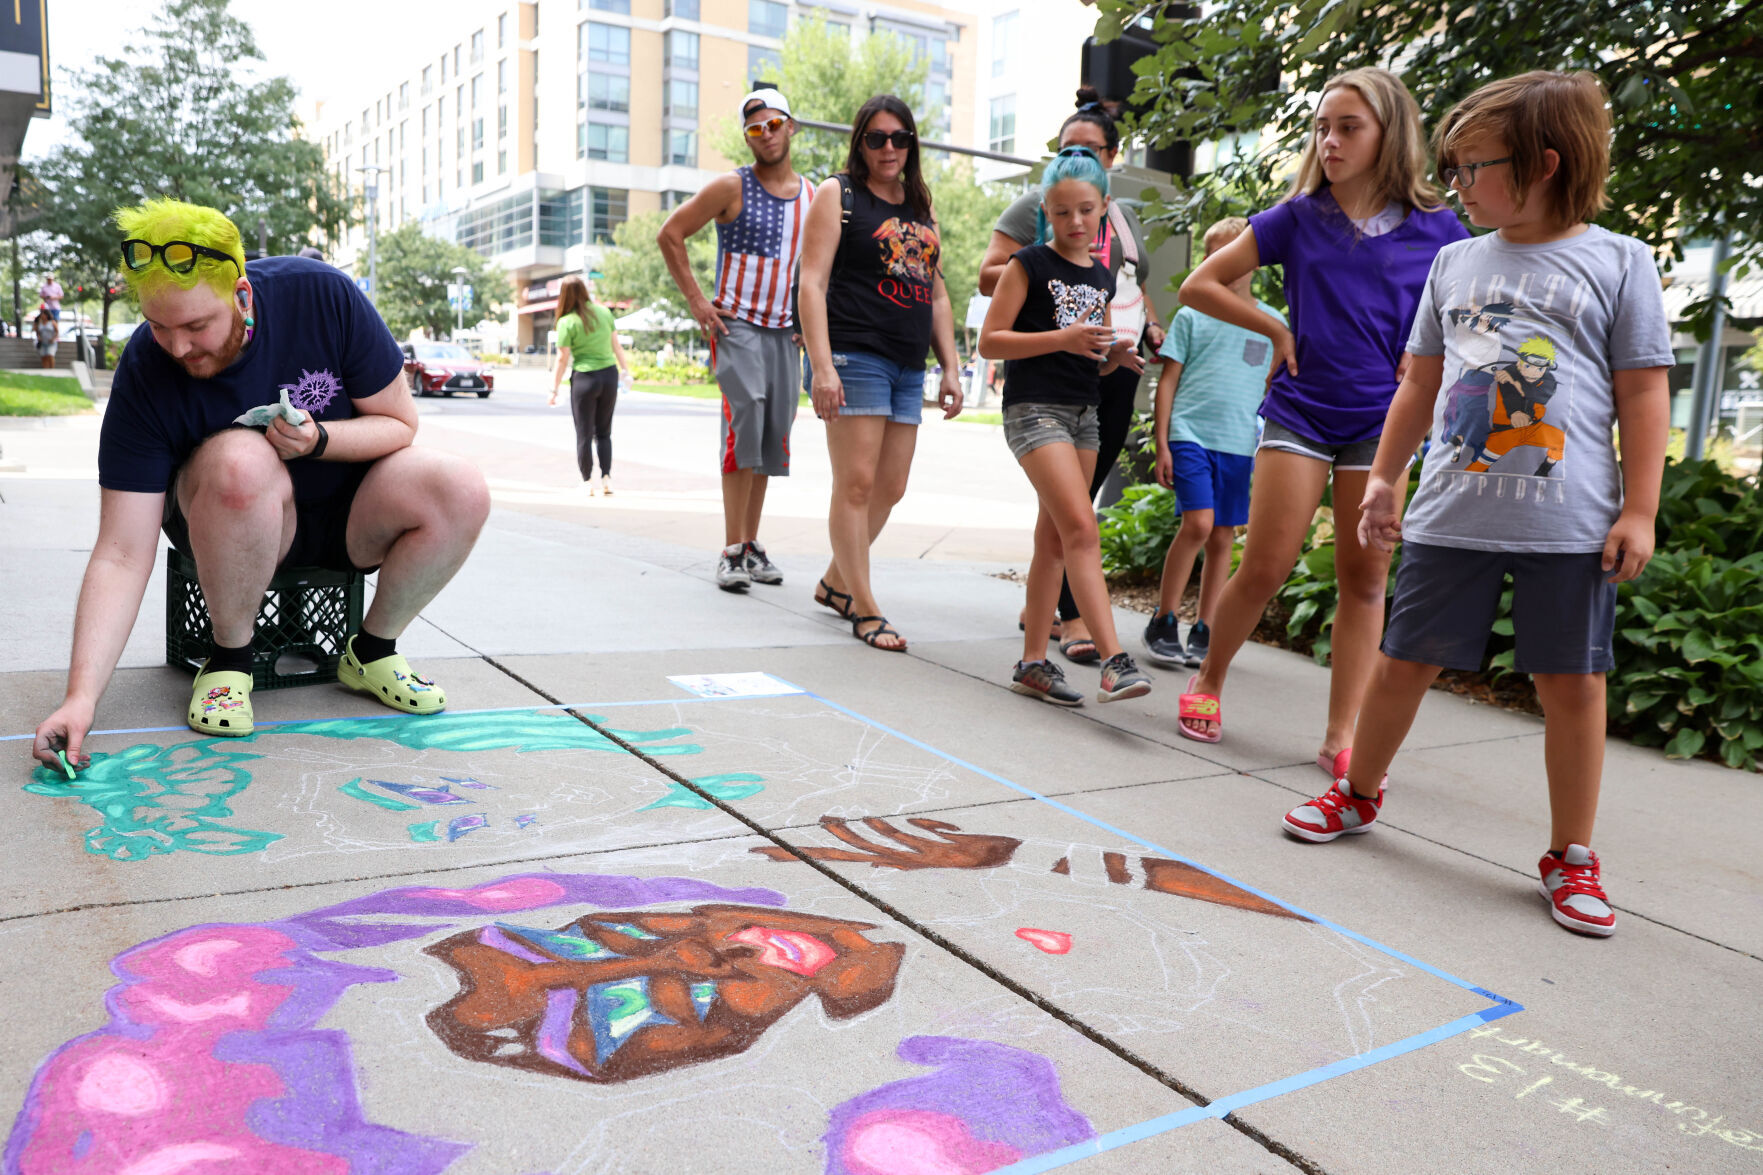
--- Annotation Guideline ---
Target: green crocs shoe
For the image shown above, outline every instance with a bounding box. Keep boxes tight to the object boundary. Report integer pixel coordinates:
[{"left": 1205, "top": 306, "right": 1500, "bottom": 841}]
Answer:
[
  {"left": 188, "top": 664, "right": 255, "bottom": 737},
  {"left": 338, "top": 636, "right": 447, "bottom": 715}
]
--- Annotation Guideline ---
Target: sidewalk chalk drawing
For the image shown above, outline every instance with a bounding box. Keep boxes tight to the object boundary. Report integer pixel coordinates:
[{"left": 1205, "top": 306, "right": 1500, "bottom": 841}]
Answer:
[
  {"left": 22, "top": 710, "right": 763, "bottom": 862},
  {"left": 825, "top": 1036, "right": 1096, "bottom": 1175}
]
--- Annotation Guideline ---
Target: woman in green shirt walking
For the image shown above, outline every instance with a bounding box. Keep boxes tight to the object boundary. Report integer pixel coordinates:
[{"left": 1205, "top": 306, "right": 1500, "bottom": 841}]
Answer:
[{"left": 548, "top": 275, "right": 631, "bottom": 495}]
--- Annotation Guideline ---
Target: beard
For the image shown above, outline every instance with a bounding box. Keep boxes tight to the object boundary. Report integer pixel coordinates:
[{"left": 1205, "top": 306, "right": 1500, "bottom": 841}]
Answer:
[
  {"left": 172, "top": 309, "right": 248, "bottom": 378},
  {"left": 750, "top": 137, "right": 790, "bottom": 167}
]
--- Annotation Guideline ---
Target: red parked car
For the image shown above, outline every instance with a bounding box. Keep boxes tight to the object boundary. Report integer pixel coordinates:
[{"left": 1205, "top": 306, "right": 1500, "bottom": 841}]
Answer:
[{"left": 402, "top": 342, "right": 494, "bottom": 398}]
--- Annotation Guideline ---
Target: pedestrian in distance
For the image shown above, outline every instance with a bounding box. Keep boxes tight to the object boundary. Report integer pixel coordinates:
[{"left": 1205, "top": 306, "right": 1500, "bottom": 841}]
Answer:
[
  {"left": 657, "top": 87, "right": 811, "bottom": 593},
  {"left": 33, "top": 307, "right": 58, "bottom": 368},
  {"left": 979, "top": 146, "right": 1151, "bottom": 706},
  {"left": 29, "top": 198, "right": 488, "bottom": 765},
  {"left": 797, "top": 94, "right": 964, "bottom": 652},
  {"left": 40, "top": 273, "right": 63, "bottom": 322},
  {"left": 1142, "top": 217, "right": 1286, "bottom": 670},
  {"left": 547, "top": 274, "right": 631, "bottom": 497},
  {"left": 1282, "top": 71, "right": 1672, "bottom": 938},
  {"left": 978, "top": 88, "right": 1167, "bottom": 664},
  {"left": 1174, "top": 67, "right": 1469, "bottom": 765}
]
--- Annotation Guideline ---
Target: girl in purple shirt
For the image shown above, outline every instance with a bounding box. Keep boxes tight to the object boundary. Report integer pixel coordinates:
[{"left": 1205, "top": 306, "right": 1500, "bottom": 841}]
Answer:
[{"left": 1173, "top": 67, "right": 1468, "bottom": 764}]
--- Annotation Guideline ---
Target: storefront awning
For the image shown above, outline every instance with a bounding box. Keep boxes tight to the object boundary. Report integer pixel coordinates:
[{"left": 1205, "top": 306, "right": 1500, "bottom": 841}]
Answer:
[{"left": 517, "top": 299, "right": 558, "bottom": 315}]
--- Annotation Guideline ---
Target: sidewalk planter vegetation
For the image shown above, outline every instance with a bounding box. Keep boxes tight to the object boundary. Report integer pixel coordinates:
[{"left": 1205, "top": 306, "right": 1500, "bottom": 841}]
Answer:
[{"left": 0, "top": 373, "right": 95, "bottom": 417}]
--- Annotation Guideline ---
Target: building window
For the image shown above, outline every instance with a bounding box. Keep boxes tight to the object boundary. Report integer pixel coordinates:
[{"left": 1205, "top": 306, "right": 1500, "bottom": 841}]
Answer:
[
  {"left": 666, "top": 128, "right": 696, "bottom": 167},
  {"left": 924, "top": 79, "right": 950, "bottom": 137},
  {"left": 440, "top": 54, "right": 447, "bottom": 84},
  {"left": 471, "top": 74, "right": 482, "bottom": 110},
  {"left": 398, "top": 82, "right": 409, "bottom": 110},
  {"left": 471, "top": 30, "right": 484, "bottom": 64},
  {"left": 660, "top": 189, "right": 693, "bottom": 210},
  {"left": 472, "top": 159, "right": 484, "bottom": 184},
  {"left": 665, "top": 78, "right": 697, "bottom": 119},
  {"left": 749, "top": 0, "right": 787, "bottom": 38},
  {"left": 454, "top": 45, "right": 462, "bottom": 74},
  {"left": 585, "top": 0, "right": 630, "bottom": 10},
  {"left": 666, "top": 0, "right": 699, "bottom": 17},
  {"left": 989, "top": 94, "right": 1016, "bottom": 155},
  {"left": 748, "top": 45, "right": 781, "bottom": 85},
  {"left": 585, "top": 22, "right": 631, "bottom": 65},
  {"left": 666, "top": 30, "right": 698, "bottom": 70},
  {"left": 473, "top": 116, "right": 484, "bottom": 151},
  {"left": 456, "top": 87, "right": 464, "bottom": 118},
  {"left": 584, "top": 122, "right": 629, "bottom": 162},
  {"left": 498, "top": 12, "right": 508, "bottom": 48},
  {"left": 499, "top": 149, "right": 507, "bottom": 175},
  {"left": 498, "top": 58, "right": 508, "bottom": 94},
  {"left": 590, "top": 187, "right": 628, "bottom": 244},
  {"left": 498, "top": 105, "right": 508, "bottom": 138},
  {"left": 992, "top": 11, "right": 1017, "bottom": 78},
  {"left": 422, "top": 107, "right": 430, "bottom": 136},
  {"left": 422, "top": 65, "right": 432, "bottom": 96},
  {"left": 457, "top": 127, "right": 465, "bottom": 184},
  {"left": 585, "top": 71, "right": 630, "bottom": 112}
]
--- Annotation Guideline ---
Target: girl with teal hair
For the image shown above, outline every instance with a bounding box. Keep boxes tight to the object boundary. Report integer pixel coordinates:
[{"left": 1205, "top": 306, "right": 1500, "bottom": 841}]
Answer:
[{"left": 979, "top": 146, "right": 1152, "bottom": 708}]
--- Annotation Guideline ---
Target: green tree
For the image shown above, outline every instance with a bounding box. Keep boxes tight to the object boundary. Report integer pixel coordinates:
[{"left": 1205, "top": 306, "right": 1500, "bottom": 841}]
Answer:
[
  {"left": 1096, "top": 0, "right": 1762, "bottom": 318},
  {"left": 22, "top": 0, "right": 351, "bottom": 364},
  {"left": 597, "top": 210, "right": 715, "bottom": 319},
  {"left": 925, "top": 158, "right": 1013, "bottom": 339},
  {"left": 709, "top": 14, "right": 927, "bottom": 183},
  {"left": 372, "top": 220, "right": 507, "bottom": 342}
]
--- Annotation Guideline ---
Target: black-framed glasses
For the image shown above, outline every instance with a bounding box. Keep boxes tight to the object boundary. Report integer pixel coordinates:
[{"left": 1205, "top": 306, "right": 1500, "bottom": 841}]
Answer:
[
  {"left": 862, "top": 130, "right": 914, "bottom": 150},
  {"left": 120, "top": 239, "right": 242, "bottom": 276},
  {"left": 1441, "top": 156, "right": 1511, "bottom": 190},
  {"left": 743, "top": 115, "right": 789, "bottom": 138}
]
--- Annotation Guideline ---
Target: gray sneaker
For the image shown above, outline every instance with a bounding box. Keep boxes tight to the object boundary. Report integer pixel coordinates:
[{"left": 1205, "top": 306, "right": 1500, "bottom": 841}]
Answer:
[
  {"left": 743, "top": 541, "right": 783, "bottom": 585},
  {"left": 1183, "top": 619, "right": 1211, "bottom": 668},
  {"left": 1097, "top": 652, "right": 1152, "bottom": 703},
  {"left": 715, "top": 544, "right": 751, "bottom": 591},
  {"left": 1142, "top": 611, "right": 1187, "bottom": 668},
  {"left": 1010, "top": 659, "right": 1084, "bottom": 707}
]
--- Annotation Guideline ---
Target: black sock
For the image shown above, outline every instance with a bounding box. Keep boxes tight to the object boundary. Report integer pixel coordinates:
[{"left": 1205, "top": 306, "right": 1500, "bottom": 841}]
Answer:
[
  {"left": 352, "top": 629, "right": 397, "bottom": 663},
  {"left": 207, "top": 639, "right": 255, "bottom": 676}
]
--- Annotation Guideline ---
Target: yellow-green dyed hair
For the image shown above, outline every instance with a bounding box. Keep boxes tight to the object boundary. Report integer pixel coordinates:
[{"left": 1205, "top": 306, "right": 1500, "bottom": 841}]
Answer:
[{"left": 113, "top": 198, "right": 247, "bottom": 302}]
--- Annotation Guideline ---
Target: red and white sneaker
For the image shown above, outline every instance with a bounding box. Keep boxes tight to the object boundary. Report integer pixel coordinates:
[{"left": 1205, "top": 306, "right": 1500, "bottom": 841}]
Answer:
[
  {"left": 1283, "top": 777, "right": 1383, "bottom": 843},
  {"left": 1538, "top": 844, "right": 1616, "bottom": 937}
]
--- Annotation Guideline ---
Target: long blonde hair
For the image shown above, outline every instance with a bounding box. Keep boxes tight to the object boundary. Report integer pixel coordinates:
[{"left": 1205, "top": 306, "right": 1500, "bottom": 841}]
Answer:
[{"left": 1286, "top": 68, "right": 1442, "bottom": 212}]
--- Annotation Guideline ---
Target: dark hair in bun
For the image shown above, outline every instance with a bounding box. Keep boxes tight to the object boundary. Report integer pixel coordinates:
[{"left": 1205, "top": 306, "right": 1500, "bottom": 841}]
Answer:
[{"left": 1063, "top": 85, "right": 1120, "bottom": 153}]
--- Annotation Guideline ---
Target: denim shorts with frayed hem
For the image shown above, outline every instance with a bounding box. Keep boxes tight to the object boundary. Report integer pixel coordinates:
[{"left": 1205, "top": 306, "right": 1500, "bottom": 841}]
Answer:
[{"left": 806, "top": 349, "right": 923, "bottom": 424}]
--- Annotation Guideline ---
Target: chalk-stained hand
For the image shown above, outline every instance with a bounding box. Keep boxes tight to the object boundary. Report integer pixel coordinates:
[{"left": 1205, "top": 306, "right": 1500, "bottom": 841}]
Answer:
[
  {"left": 752, "top": 816, "right": 1021, "bottom": 870},
  {"left": 1357, "top": 475, "right": 1404, "bottom": 552},
  {"left": 266, "top": 410, "right": 319, "bottom": 461},
  {"left": 32, "top": 701, "right": 93, "bottom": 773}
]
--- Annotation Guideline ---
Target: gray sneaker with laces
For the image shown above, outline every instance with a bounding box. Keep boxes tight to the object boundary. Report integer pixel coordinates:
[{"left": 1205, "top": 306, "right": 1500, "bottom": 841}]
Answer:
[
  {"left": 1097, "top": 652, "right": 1152, "bottom": 702},
  {"left": 743, "top": 541, "right": 783, "bottom": 585},
  {"left": 1010, "top": 659, "right": 1084, "bottom": 707},
  {"left": 715, "top": 544, "right": 752, "bottom": 591}
]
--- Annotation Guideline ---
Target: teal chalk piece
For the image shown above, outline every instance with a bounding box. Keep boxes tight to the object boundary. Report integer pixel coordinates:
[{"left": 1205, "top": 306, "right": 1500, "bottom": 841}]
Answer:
[
  {"left": 640, "top": 772, "right": 766, "bottom": 811},
  {"left": 56, "top": 751, "right": 77, "bottom": 781},
  {"left": 337, "top": 778, "right": 421, "bottom": 811},
  {"left": 407, "top": 821, "right": 441, "bottom": 843},
  {"left": 25, "top": 741, "right": 282, "bottom": 861}
]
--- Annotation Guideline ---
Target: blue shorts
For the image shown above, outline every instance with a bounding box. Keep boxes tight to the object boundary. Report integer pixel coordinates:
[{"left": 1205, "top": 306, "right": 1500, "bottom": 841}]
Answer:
[
  {"left": 1166, "top": 442, "right": 1253, "bottom": 527},
  {"left": 1382, "top": 542, "right": 1617, "bottom": 675},
  {"left": 807, "top": 349, "right": 923, "bottom": 424}
]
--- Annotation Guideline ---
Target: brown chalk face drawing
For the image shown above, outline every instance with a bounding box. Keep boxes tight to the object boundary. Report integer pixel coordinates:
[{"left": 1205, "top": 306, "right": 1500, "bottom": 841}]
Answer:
[{"left": 425, "top": 904, "right": 905, "bottom": 1082}]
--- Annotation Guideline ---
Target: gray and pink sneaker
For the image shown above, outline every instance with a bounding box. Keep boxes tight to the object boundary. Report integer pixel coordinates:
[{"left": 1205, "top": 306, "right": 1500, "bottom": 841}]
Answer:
[{"left": 1538, "top": 844, "right": 1616, "bottom": 936}]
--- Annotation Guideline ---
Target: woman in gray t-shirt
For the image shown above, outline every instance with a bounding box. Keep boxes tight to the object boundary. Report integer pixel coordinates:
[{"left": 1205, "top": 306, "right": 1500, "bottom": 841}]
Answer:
[{"left": 978, "top": 88, "right": 1166, "bottom": 664}]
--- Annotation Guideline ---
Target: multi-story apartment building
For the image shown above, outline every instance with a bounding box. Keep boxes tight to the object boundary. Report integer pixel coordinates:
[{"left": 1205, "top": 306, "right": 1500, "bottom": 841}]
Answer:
[
  {"left": 314, "top": 0, "right": 978, "bottom": 348},
  {"left": 966, "top": 2, "right": 1097, "bottom": 185}
]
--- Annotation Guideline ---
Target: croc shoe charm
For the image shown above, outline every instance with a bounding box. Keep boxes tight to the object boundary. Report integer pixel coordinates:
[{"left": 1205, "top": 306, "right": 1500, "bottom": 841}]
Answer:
[
  {"left": 339, "top": 635, "right": 447, "bottom": 715},
  {"left": 188, "top": 664, "right": 255, "bottom": 737}
]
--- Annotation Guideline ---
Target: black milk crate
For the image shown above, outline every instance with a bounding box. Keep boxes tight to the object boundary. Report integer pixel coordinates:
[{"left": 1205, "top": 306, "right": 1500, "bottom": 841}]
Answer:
[{"left": 164, "top": 547, "right": 364, "bottom": 690}]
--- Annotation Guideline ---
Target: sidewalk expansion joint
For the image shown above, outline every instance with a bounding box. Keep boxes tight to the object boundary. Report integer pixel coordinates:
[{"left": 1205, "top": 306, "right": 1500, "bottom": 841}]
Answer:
[{"left": 477, "top": 651, "right": 1323, "bottom": 1173}]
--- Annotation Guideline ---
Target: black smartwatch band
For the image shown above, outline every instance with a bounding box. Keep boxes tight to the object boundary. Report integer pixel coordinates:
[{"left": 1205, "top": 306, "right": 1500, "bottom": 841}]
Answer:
[{"left": 307, "top": 420, "right": 329, "bottom": 460}]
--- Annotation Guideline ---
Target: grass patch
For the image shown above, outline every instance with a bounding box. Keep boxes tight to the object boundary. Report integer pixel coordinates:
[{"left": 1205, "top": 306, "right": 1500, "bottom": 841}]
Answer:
[
  {"left": 953, "top": 410, "right": 1002, "bottom": 426},
  {"left": 0, "top": 374, "right": 93, "bottom": 417}
]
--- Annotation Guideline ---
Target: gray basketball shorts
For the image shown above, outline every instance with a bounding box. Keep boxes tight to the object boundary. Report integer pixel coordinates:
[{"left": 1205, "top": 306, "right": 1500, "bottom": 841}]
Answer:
[{"left": 714, "top": 317, "right": 799, "bottom": 477}]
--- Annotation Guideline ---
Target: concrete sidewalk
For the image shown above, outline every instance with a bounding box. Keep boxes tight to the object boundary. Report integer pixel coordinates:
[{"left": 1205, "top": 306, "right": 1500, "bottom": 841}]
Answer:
[{"left": 1, "top": 399, "right": 1758, "bottom": 1174}]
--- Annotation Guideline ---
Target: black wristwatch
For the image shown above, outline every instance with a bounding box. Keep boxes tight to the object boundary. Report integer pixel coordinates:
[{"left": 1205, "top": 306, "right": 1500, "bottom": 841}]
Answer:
[{"left": 307, "top": 420, "right": 329, "bottom": 460}]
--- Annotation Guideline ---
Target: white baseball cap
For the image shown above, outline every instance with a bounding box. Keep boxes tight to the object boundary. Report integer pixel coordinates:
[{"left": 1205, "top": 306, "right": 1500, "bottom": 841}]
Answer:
[{"left": 740, "top": 88, "right": 792, "bottom": 120}]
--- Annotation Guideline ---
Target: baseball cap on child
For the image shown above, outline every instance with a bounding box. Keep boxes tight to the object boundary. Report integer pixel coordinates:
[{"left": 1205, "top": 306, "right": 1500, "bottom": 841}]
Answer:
[{"left": 741, "top": 88, "right": 792, "bottom": 119}]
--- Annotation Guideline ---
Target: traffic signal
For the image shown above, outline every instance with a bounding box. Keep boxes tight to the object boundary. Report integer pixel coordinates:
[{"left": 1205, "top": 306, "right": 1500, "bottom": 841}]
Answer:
[{"left": 1080, "top": 5, "right": 1199, "bottom": 178}]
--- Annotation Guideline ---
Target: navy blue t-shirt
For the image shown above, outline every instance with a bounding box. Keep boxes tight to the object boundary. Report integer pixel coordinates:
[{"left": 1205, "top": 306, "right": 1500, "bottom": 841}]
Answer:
[{"left": 100, "top": 256, "right": 405, "bottom": 504}]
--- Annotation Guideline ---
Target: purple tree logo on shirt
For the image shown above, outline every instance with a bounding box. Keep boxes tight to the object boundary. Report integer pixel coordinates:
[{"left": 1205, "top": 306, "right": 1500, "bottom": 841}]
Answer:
[{"left": 281, "top": 368, "right": 343, "bottom": 413}]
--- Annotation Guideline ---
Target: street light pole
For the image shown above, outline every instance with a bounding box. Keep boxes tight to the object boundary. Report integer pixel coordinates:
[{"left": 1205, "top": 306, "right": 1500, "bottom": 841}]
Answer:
[
  {"left": 452, "top": 264, "right": 468, "bottom": 337},
  {"left": 355, "top": 165, "right": 385, "bottom": 307}
]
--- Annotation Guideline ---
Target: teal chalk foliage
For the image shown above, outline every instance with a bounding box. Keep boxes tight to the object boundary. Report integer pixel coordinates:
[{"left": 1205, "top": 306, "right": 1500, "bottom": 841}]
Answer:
[
  {"left": 252, "top": 709, "right": 703, "bottom": 756},
  {"left": 26, "top": 740, "right": 281, "bottom": 861},
  {"left": 640, "top": 772, "right": 767, "bottom": 811}
]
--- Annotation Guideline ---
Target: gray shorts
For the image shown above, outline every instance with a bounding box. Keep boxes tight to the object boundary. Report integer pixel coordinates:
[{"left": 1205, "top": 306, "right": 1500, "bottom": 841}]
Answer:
[
  {"left": 1259, "top": 420, "right": 1382, "bottom": 470},
  {"left": 714, "top": 317, "right": 799, "bottom": 476},
  {"left": 1003, "top": 402, "right": 1101, "bottom": 461}
]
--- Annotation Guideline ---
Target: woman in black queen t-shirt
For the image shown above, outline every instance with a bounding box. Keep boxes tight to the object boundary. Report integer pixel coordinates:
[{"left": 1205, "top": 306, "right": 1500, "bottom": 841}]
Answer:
[{"left": 979, "top": 147, "right": 1152, "bottom": 708}]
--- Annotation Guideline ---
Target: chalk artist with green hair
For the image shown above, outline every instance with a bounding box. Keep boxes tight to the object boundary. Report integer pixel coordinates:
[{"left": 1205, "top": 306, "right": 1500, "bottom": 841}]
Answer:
[{"left": 31, "top": 198, "right": 490, "bottom": 766}]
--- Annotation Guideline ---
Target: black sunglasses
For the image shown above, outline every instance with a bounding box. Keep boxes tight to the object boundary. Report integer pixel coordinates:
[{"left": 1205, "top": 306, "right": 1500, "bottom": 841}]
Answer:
[
  {"left": 121, "top": 239, "right": 242, "bottom": 276},
  {"left": 862, "top": 130, "right": 915, "bottom": 150}
]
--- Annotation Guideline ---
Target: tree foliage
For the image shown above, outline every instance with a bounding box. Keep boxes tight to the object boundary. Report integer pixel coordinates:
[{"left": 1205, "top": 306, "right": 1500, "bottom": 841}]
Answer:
[
  {"left": 20, "top": 0, "right": 351, "bottom": 361},
  {"left": 372, "top": 220, "right": 507, "bottom": 342},
  {"left": 926, "top": 158, "right": 1014, "bottom": 335},
  {"left": 597, "top": 210, "right": 716, "bottom": 321},
  {"left": 1096, "top": 0, "right": 1762, "bottom": 321}
]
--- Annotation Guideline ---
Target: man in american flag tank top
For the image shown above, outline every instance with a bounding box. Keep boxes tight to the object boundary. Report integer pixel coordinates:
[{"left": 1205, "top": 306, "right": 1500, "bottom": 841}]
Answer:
[{"left": 658, "top": 88, "right": 812, "bottom": 592}]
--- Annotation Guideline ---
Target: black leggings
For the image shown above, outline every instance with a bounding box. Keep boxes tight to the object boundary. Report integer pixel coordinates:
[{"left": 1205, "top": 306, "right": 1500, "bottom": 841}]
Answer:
[
  {"left": 1059, "top": 365, "right": 1139, "bottom": 623},
  {"left": 569, "top": 366, "right": 618, "bottom": 479}
]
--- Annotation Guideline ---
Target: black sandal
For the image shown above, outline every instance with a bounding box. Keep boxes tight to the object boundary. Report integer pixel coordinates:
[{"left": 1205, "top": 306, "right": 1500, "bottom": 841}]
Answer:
[
  {"left": 816, "top": 578, "right": 854, "bottom": 619},
  {"left": 851, "top": 614, "right": 906, "bottom": 652}
]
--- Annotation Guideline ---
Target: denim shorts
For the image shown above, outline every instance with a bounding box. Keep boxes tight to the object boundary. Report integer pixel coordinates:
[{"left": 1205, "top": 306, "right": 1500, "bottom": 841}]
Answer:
[
  {"left": 1166, "top": 442, "right": 1253, "bottom": 527},
  {"left": 1259, "top": 420, "right": 1382, "bottom": 470},
  {"left": 1002, "top": 402, "right": 1101, "bottom": 460},
  {"left": 806, "top": 349, "right": 923, "bottom": 424},
  {"left": 1382, "top": 541, "right": 1617, "bottom": 674}
]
